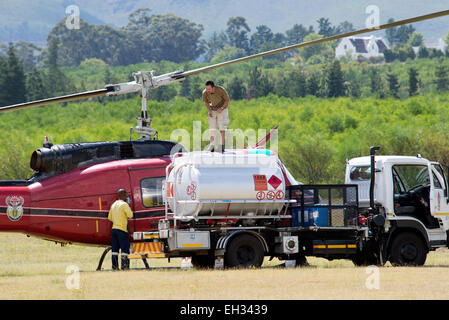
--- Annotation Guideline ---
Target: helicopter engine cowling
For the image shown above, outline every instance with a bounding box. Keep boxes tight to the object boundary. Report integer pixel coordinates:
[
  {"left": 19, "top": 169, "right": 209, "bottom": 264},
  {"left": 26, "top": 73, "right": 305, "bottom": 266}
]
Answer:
[{"left": 29, "top": 140, "right": 184, "bottom": 181}]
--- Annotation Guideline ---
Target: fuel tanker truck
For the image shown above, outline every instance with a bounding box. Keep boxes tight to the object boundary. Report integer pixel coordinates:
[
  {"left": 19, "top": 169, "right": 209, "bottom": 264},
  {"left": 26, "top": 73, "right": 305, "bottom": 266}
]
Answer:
[{"left": 130, "top": 147, "right": 449, "bottom": 268}]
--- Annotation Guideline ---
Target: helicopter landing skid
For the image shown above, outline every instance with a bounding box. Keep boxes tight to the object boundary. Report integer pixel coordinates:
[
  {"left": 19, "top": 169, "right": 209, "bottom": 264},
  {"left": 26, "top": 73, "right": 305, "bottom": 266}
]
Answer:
[
  {"left": 96, "top": 246, "right": 112, "bottom": 271},
  {"left": 96, "top": 246, "right": 150, "bottom": 271}
]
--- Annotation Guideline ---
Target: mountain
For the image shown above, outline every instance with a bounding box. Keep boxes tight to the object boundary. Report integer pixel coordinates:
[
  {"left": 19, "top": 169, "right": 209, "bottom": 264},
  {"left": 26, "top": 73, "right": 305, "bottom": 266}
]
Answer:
[
  {"left": 0, "top": 0, "right": 108, "bottom": 45},
  {"left": 0, "top": 0, "right": 448, "bottom": 45}
]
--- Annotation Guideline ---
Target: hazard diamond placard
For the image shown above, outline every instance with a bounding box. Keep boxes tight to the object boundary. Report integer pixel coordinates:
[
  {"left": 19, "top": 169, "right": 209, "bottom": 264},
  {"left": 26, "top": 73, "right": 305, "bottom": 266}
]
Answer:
[{"left": 268, "top": 175, "right": 282, "bottom": 189}]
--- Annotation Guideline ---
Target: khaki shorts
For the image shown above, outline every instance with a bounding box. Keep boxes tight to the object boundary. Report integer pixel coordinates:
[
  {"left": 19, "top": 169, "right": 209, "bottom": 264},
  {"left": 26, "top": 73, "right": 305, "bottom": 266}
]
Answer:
[{"left": 208, "top": 108, "right": 229, "bottom": 131}]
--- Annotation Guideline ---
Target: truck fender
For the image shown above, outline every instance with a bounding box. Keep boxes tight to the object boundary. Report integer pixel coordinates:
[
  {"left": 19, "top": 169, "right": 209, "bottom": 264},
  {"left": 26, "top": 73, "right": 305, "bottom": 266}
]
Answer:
[
  {"left": 387, "top": 218, "right": 430, "bottom": 251},
  {"left": 216, "top": 230, "right": 269, "bottom": 253}
]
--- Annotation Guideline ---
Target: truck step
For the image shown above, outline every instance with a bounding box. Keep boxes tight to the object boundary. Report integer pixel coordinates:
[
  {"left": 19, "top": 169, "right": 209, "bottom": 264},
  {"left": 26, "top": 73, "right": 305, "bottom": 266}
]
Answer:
[{"left": 129, "top": 242, "right": 166, "bottom": 259}]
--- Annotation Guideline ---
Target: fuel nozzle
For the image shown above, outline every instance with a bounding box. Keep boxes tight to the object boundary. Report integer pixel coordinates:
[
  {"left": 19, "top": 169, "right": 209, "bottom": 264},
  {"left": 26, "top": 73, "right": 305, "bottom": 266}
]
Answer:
[{"left": 43, "top": 136, "right": 53, "bottom": 149}]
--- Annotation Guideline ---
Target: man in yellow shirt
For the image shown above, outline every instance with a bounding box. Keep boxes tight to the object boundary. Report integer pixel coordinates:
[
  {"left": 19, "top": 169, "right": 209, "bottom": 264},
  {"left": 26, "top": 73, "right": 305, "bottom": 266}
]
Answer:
[{"left": 108, "top": 189, "right": 133, "bottom": 270}]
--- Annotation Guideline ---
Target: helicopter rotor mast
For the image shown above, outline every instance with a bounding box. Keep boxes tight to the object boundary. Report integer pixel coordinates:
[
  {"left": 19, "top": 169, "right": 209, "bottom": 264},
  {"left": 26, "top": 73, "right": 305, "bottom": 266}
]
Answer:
[
  {"left": 1, "top": 9, "right": 449, "bottom": 139},
  {"left": 117, "top": 70, "right": 185, "bottom": 139},
  {"left": 98, "top": 70, "right": 186, "bottom": 139}
]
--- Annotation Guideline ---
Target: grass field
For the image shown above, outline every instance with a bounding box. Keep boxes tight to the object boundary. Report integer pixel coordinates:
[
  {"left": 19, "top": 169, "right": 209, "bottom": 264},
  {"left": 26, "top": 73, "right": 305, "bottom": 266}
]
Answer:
[{"left": 1, "top": 232, "right": 449, "bottom": 300}]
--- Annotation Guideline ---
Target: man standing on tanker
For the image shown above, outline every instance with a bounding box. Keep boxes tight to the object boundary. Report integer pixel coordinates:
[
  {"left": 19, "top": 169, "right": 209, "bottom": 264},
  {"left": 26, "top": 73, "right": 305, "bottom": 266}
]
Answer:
[
  {"left": 108, "top": 189, "right": 133, "bottom": 270},
  {"left": 202, "top": 81, "right": 230, "bottom": 152}
]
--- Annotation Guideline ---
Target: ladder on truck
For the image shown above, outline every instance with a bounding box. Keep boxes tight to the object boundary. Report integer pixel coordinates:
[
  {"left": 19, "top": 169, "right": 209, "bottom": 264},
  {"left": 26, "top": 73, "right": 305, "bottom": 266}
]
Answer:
[{"left": 128, "top": 232, "right": 166, "bottom": 269}]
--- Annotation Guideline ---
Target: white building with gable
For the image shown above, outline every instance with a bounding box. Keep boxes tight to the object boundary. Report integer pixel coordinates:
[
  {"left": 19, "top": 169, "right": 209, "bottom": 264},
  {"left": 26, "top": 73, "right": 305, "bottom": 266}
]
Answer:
[{"left": 335, "top": 35, "right": 389, "bottom": 60}]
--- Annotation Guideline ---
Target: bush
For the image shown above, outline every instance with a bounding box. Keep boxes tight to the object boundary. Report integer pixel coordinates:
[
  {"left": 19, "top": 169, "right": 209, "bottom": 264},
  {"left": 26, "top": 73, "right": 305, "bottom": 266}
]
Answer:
[{"left": 79, "top": 58, "right": 108, "bottom": 68}]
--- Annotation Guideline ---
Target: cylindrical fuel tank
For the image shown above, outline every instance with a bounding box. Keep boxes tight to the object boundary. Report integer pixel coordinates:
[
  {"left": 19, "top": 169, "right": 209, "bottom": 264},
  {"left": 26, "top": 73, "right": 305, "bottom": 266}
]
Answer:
[{"left": 165, "top": 151, "right": 286, "bottom": 218}]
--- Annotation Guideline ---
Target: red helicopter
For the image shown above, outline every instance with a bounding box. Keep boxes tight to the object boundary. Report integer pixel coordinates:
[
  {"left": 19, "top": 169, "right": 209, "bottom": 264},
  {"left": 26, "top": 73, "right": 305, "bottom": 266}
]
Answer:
[{"left": 1, "top": 10, "right": 448, "bottom": 268}]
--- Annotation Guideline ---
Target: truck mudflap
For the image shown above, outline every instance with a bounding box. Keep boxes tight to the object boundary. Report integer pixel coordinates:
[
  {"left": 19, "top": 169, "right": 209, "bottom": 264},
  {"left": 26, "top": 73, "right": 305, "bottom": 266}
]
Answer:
[{"left": 312, "top": 239, "right": 358, "bottom": 257}]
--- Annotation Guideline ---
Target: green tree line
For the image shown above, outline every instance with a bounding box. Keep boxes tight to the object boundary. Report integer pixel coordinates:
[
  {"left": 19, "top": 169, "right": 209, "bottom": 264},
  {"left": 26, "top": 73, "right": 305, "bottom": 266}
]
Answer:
[
  {"left": 3, "top": 8, "right": 449, "bottom": 70},
  {"left": 0, "top": 8, "right": 376, "bottom": 68},
  {"left": 0, "top": 40, "right": 74, "bottom": 107},
  {"left": 1, "top": 40, "right": 449, "bottom": 107}
]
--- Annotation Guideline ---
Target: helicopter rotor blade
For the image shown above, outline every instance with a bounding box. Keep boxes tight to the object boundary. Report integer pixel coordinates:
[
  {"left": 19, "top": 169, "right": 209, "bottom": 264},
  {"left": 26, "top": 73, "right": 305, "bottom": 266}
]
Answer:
[
  {"left": 0, "top": 79, "right": 141, "bottom": 113},
  {"left": 0, "top": 88, "right": 109, "bottom": 113},
  {"left": 180, "top": 9, "right": 449, "bottom": 77}
]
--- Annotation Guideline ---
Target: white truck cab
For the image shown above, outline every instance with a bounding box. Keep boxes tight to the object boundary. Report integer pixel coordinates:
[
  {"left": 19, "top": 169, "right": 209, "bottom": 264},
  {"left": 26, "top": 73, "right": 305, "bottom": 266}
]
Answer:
[{"left": 346, "top": 154, "right": 449, "bottom": 252}]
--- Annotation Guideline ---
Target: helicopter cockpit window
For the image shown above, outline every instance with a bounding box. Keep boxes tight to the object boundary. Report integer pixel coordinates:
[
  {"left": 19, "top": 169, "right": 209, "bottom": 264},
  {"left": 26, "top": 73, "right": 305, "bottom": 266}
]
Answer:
[
  {"left": 141, "top": 177, "right": 164, "bottom": 208},
  {"left": 349, "top": 166, "right": 371, "bottom": 181}
]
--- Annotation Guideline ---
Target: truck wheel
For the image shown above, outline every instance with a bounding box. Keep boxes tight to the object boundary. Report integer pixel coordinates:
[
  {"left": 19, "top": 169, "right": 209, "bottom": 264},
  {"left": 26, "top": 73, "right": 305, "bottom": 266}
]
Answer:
[
  {"left": 390, "top": 232, "right": 427, "bottom": 266},
  {"left": 191, "top": 254, "right": 215, "bottom": 269},
  {"left": 225, "top": 234, "right": 265, "bottom": 268}
]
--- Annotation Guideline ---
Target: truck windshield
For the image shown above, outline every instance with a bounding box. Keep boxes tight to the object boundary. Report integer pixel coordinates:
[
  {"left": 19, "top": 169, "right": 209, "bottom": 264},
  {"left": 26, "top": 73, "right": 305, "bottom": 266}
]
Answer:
[{"left": 392, "top": 165, "right": 429, "bottom": 192}]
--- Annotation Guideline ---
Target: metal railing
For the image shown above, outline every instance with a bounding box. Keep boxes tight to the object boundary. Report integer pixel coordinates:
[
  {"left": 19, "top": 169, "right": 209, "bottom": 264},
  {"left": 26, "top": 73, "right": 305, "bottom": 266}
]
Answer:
[{"left": 286, "top": 184, "right": 359, "bottom": 228}]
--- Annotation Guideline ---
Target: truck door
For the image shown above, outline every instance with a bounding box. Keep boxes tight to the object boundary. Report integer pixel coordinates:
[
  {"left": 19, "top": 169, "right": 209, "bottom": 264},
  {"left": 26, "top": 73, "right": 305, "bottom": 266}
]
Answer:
[{"left": 429, "top": 162, "right": 449, "bottom": 218}]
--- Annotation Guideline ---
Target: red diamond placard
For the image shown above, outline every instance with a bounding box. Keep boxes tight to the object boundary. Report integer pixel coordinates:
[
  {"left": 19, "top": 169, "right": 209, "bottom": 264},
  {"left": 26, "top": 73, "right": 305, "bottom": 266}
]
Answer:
[{"left": 268, "top": 175, "right": 282, "bottom": 189}]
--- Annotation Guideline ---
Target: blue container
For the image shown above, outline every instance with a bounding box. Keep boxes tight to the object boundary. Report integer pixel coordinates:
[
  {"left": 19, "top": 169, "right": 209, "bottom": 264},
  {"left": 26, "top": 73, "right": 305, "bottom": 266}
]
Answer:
[
  {"left": 313, "top": 206, "right": 329, "bottom": 227},
  {"left": 292, "top": 207, "right": 312, "bottom": 227},
  {"left": 292, "top": 206, "right": 329, "bottom": 227}
]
